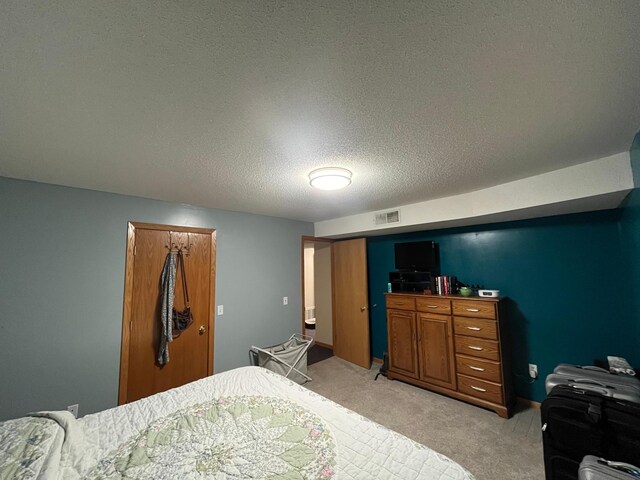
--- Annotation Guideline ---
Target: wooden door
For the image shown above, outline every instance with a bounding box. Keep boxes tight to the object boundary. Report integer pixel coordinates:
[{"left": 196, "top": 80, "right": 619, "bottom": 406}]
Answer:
[
  {"left": 119, "top": 222, "right": 216, "bottom": 404},
  {"left": 387, "top": 310, "right": 418, "bottom": 378},
  {"left": 332, "top": 238, "right": 370, "bottom": 368},
  {"left": 417, "top": 313, "right": 456, "bottom": 390}
]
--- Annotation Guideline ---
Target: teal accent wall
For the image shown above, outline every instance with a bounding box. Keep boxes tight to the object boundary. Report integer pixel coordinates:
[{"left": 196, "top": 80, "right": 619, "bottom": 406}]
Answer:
[
  {"left": 368, "top": 209, "right": 638, "bottom": 403},
  {"left": 619, "top": 131, "right": 640, "bottom": 368},
  {"left": 0, "top": 177, "right": 313, "bottom": 421}
]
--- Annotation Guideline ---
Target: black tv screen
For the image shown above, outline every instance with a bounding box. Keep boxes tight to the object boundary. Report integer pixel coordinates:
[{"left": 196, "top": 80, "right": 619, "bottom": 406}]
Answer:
[{"left": 394, "top": 241, "right": 440, "bottom": 273}]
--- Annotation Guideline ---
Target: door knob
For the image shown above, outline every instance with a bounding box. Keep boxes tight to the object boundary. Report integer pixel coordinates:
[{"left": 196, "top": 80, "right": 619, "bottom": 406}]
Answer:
[
  {"left": 199, "top": 325, "right": 206, "bottom": 334},
  {"left": 360, "top": 306, "right": 367, "bottom": 312}
]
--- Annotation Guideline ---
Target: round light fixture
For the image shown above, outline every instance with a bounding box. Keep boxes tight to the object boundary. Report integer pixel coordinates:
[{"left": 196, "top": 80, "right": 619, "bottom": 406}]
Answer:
[{"left": 308, "top": 167, "right": 352, "bottom": 190}]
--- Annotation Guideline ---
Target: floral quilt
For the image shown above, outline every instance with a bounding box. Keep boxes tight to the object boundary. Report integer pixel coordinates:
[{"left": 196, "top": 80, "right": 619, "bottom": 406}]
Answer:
[
  {"left": 0, "top": 367, "right": 474, "bottom": 479},
  {"left": 0, "top": 416, "right": 59, "bottom": 480},
  {"left": 88, "top": 396, "right": 335, "bottom": 479}
]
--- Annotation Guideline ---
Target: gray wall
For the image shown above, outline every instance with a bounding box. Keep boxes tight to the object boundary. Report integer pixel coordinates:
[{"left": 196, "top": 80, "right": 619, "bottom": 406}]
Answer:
[{"left": 0, "top": 177, "right": 312, "bottom": 421}]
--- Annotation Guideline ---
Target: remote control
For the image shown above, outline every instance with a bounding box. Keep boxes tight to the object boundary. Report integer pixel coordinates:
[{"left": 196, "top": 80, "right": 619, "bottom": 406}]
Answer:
[{"left": 607, "top": 356, "right": 636, "bottom": 376}]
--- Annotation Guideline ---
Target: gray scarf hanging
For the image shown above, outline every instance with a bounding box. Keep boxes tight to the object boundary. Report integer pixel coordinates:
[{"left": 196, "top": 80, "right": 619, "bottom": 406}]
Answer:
[{"left": 158, "top": 251, "right": 177, "bottom": 365}]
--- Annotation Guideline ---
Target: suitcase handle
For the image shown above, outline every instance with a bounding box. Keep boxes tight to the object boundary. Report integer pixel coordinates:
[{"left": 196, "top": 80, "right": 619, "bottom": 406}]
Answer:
[
  {"left": 569, "top": 383, "right": 611, "bottom": 397},
  {"left": 572, "top": 378, "right": 615, "bottom": 389},
  {"left": 598, "top": 459, "right": 640, "bottom": 477}
]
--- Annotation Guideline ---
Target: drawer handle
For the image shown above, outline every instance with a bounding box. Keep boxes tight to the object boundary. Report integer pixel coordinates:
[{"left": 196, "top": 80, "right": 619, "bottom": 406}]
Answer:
[
  {"left": 466, "top": 326, "right": 481, "bottom": 331},
  {"left": 468, "top": 346, "right": 483, "bottom": 351},
  {"left": 471, "top": 385, "right": 487, "bottom": 392},
  {"left": 466, "top": 308, "right": 480, "bottom": 312},
  {"left": 426, "top": 305, "right": 439, "bottom": 309},
  {"left": 469, "top": 366, "right": 485, "bottom": 372},
  {"left": 395, "top": 302, "right": 405, "bottom": 305}
]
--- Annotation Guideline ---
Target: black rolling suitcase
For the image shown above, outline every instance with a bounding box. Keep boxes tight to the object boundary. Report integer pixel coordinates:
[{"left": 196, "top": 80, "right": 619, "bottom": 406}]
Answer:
[{"left": 542, "top": 385, "right": 640, "bottom": 480}]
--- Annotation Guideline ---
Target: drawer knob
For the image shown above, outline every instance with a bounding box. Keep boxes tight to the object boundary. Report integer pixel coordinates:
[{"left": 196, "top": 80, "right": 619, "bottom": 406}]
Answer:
[
  {"left": 466, "top": 308, "right": 480, "bottom": 312},
  {"left": 471, "top": 385, "right": 487, "bottom": 392},
  {"left": 466, "top": 326, "right": 481, "bottom": 331},
  {"left": 468, "top": 346, "right": 483, "bottom": 351},
  {"left": 469, "top": 366, "right": 485, "bottom": 372}
]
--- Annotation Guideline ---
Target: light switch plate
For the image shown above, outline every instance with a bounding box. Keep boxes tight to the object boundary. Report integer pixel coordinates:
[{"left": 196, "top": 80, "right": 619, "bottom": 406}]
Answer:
[
  {"left": 283, "top": 297, "right": 288, "bottom": 305},
  {"left": 217, "top": 305, "right": 223, "bottom": 315}
]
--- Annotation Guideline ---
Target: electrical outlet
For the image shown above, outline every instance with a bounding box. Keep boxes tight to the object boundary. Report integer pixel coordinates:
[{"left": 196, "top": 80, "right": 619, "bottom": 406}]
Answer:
[
  {"left": 528, "top": 364, "right": 538, "bottom": 379},
  {"left": 67, "top": 404, "right": 79, "bottom": 418},
  {"left": 217, "top": 305, "right": 223, "bottom": 316},
  {"left": 283, "top": 296, "right": 288, "bottom": 305}
]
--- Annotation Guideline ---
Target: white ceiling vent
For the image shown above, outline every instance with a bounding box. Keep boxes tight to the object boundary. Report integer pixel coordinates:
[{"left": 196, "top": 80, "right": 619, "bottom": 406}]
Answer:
[{"left": 374, "top": 209, "right": 401, "bottom": 226}]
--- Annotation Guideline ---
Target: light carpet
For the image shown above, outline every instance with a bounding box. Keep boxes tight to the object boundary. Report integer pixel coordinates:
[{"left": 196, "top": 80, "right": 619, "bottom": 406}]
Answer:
[{"left": 306, "top": 357, "right": 544, "bottom": 480}]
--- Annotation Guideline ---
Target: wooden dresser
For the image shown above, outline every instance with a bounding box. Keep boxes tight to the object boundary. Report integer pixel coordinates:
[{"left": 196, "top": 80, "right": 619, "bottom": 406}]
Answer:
[{"left": 385, "top": 293, "right": 514, "bottom": 418}]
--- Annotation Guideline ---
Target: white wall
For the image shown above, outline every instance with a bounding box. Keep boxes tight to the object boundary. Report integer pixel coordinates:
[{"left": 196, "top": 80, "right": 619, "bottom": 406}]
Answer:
[
  {"left": 303, "top": 245, "right": 315, "bottom": 310},
  {"left": 313, "top": 243, "right": 333, "bottom": 346}
]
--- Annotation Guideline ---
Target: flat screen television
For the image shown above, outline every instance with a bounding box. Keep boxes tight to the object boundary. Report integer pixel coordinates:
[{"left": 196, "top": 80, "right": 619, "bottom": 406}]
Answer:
[{"left": 394, "top": 241, "right": 440, "bottom": 273}]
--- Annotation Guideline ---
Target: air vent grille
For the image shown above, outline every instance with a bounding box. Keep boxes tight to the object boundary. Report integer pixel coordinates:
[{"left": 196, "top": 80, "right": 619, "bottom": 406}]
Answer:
[{"left": 374, "top": 210, "right": 400, "bottom": 225}]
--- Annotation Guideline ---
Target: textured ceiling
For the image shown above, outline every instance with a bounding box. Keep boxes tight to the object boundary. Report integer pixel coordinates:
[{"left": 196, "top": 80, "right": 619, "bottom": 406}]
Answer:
[{"left": 1, "top": 1, "right": 639, "bottom": 222}]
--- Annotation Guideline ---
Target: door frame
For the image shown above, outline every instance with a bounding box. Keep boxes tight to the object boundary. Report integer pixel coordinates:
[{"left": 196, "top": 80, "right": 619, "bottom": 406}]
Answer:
[
  {"left": 118, "top": 222, "right": 217, "bottom": 405},
  {"left": 300, "top": 235, "right": 334, "bottom": 348}
]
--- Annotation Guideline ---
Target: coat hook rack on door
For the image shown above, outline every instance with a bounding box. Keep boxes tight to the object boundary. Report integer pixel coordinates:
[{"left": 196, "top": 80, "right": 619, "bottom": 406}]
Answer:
[{"left": 166, "top": 231, "right": 192, "bottom": 256}]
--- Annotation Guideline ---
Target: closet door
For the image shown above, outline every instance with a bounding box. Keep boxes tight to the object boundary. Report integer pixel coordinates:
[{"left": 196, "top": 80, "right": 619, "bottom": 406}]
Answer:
[{"left": 119, "top": 222, "right": 216, "bottom": 404}]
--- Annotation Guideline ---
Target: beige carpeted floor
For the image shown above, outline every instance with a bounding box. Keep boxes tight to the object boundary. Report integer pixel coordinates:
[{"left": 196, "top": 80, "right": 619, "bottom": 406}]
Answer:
[{"left": 306, "top": 357, "right": 544, "bottom": 480}]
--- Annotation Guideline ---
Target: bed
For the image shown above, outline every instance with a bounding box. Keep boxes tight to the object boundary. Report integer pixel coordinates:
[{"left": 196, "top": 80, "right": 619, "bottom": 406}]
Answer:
[{"left": 0, "top": 366, "right": 474, "bottom": 479}]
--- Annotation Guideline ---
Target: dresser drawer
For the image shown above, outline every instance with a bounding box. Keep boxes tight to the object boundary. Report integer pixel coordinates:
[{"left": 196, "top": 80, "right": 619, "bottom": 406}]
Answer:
[
  {"left": 386, "top": 296, "right": 415, "bottom": 311},
  {"left": 458, "top": 374, "right": 503, "bottom": 405},
  {"left": 452, "top": 300, "right": 496, "bottom": 319},
  {"left": 454, "top": 336, "right": 500, "bottom": 361},
  {"left": 454, "top": 317, "right": 498, "bottom": 340},
  {"left": 416, "top": 297, "right": 451, "bottom": 314},
  {"left": 456, "top": 354, "right": 502, "bottom": 383}
]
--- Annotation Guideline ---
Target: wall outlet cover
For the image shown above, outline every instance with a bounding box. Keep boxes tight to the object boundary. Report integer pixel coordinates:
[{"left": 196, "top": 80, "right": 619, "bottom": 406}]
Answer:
[
  {"left": 528, "top": 364, "right": 538, "bottom": 379},
  {"left": 283, "top": 296, "right": 288, "bottom": 305},
  {"left": 217, "top": 305, "right": 223, "bottom": 315}
]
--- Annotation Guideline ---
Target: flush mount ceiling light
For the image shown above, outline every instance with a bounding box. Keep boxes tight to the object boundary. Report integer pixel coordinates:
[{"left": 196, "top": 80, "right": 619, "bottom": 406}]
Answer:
[{"left": 308, "top": 167, "right": 352, "bottom": 190}]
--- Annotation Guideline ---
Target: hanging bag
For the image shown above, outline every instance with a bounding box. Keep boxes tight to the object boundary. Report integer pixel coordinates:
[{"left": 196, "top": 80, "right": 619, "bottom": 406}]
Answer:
[{"left": 172, "top": 251, "right": 194, "bottom": 338}]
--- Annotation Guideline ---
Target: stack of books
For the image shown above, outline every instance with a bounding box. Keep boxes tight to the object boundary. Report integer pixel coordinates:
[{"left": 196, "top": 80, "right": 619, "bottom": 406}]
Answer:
[{"left": 434, "top": 275, "right": 457, "bottom": 295}]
